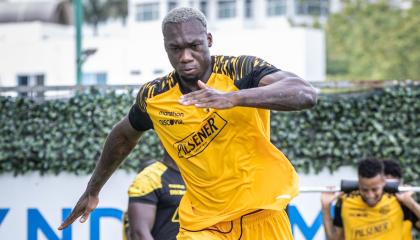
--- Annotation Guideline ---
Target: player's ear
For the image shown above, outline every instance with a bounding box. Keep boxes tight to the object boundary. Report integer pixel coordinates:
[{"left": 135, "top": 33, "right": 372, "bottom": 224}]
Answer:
[{"left": 207, "top": 33, "right": 213, "bottom": 47}]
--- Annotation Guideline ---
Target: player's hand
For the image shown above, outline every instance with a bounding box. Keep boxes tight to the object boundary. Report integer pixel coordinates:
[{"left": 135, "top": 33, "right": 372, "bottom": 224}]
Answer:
[
  {"left": 58, "top": 191, "right": 99, "bottom": 230},
  {"left": 320, "top": 188, "right": 341, "bottom": 209},
  {"left": 395, "top": 187, "right": 414, "bottom": 204},
  {"left": 179, "top": 80, "right": 237, "bottom": 109}
]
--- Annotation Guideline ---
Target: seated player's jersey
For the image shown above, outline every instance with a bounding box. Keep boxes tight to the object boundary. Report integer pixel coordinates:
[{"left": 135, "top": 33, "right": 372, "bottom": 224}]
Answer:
[
  {"left": 128, "top": 55, "right": 299, "bottom": 230},
  {"left": 126, "top": 161, "right": 185, "bottom": 240},
  {"left": 403, "top": 220, "right": 412, "bottom": 240},
  {"left": 333, "top": 193, "right": 418, "bottom": 240}
]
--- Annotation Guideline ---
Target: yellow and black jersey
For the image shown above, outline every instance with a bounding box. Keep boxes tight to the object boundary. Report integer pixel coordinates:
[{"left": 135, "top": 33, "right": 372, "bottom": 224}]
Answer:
[
  {"left": 128, "top": 55, "right": 299, "bottom": 230},
  {"left": 126, "top": 161, "right": 185, "bottom": 240},
  {"left": 333, "top": 193, "right": 418, "bottom": 240}
]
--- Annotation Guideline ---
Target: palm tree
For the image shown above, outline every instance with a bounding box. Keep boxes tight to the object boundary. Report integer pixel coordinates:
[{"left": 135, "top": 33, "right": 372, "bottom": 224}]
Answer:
[{"left": 83, "top": 0, "right": 127, "bottom": 35}]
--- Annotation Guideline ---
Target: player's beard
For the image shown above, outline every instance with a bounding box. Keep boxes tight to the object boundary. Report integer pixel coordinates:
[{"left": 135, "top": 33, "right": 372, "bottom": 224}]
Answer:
[{"left": 179, "top": 74, "right": 200, "bottom": 84}]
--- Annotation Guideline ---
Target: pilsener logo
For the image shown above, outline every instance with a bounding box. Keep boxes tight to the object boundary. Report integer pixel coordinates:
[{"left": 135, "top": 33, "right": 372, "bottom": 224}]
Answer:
[
  {"left": 352, "top": 221, "right": 390, "bottom": 239},
  {"left": 174, "top": 112, "right": 227, "bottom": 159}
]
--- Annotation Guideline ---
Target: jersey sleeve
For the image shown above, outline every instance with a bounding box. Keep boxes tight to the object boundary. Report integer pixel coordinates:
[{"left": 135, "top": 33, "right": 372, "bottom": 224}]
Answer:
[
  {"left": 128, "top": 84, "right": 154, "bottom": 131},
  {"left": 233, "top": 55, "right": 280, "bottom": 90},
  {"left": 333, "top": 199, "right": 343, "bottom": 227},
  {"left": 128, "top": 162, "right": 167, "bottom": 204},
  {"left": 401, "top": 203, "right": 419, "bottom": 229}
]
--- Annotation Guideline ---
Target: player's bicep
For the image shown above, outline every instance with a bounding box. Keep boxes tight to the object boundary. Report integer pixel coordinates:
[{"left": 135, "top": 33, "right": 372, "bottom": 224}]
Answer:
[
  {"left": 234, "top": 55, "right": 280, "bottom": 89},
  {"left": 116, "top": 115, "right": 145, "bottom": 143},
  {"left": 258, "top": 71, "right": 299, "bottom": 87},
  {"left": 128, "top": 202, "right": 157, "bottom": 231}
]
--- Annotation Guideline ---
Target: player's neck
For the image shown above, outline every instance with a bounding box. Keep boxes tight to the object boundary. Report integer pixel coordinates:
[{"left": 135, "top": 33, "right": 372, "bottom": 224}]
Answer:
[{"left": 177, "top": 67, "right": 212, "bottom": 93}]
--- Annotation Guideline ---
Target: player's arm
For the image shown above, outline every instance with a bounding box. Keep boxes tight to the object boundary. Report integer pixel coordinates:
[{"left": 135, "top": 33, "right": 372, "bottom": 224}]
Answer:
[
  {"left": 128, "top": 202, "right": 157, "bottom": 240},
  {"left": 321, "top": 193, "right": 344, "bottom": 240},
  {"left": 59, "top": 115, "right": 145, "bottom": 230},
  {"left": 233, "top": 70, "right": 317, "bottom": 111},
  {"left": 179, "top": 57, "right": 317, "bottom": 111},
  {"left": 397, "top": 191, "right": 420, "bottom": 231},
  {"left": 321, "top": 193, "right": 336, "bottom": 240}
]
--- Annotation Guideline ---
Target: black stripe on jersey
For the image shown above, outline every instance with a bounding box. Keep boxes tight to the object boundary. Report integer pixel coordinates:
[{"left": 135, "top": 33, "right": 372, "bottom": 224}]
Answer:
[
  {"left": 212, "top": 55, "right": 280, "bottom": 90},
  {"left": 136, "top": 72, "right": 177, "bottom": 112},
  {"left": 333, "top": 198, "right": 343, "bottom": 227},
  {"left": 129, "top": 72, "right": 178, "bottom": 131},
  {"left": 402, "top": 203, "right": 419, "bottom": 226},
  {"left": 128, "top": 104, "right": 153, "bottom": 131}
]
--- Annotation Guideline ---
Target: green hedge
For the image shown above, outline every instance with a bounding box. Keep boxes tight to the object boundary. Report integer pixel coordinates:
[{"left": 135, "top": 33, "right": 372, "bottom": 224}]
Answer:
[{"left": 0, "top": 85, "right": 419, "bottom": 185}]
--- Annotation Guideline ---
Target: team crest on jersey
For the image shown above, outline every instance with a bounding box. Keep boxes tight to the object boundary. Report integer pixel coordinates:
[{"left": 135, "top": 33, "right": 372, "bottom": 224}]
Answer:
[
  {"left": 174, "top": 112, "right": 227, "bottom": 159},
  {"left": 379, "top": 205, "right": 391, "bottom": 215}
]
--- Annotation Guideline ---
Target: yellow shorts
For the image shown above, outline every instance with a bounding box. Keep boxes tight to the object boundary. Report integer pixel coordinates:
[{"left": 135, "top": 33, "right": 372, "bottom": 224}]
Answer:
[{"left": 177, "top": 209, "right": 293, "bottom": 240}]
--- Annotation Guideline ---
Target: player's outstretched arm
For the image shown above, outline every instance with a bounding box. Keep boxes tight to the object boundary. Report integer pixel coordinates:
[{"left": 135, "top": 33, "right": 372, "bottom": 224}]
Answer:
[
  {"left": 58, "top": 116, "right": 144, "bottom": 230},
  {"left": 179, "top": 71, "right": 317, "bottom": 111}
]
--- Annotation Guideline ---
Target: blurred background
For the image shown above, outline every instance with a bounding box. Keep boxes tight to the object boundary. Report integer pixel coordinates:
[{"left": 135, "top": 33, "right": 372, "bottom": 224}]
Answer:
[{"left": 0, "top": 0, "right": 419, "bottom": 239}]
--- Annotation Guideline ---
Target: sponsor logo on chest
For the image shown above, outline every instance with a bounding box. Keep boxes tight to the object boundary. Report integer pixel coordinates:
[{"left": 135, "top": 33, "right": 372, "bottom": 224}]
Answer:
[
  {"left": 174, "top": 112, "right": 227, "bottom": 159},
  {"left": 351, "top": 221, "right": 391, "bottom": 239},
  {"left": 158, "top": 111, "right": 184, "bottom": 125}
]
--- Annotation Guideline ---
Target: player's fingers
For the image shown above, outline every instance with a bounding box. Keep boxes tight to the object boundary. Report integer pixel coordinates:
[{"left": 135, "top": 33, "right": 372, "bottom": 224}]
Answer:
[
  {"left": 195, "top": 100, "right": 215, "bottom": 108},
  {"left": 58, "top": 209, "right": 82, "bottom": 230},
  {"left": 180, "top": 90, "right": 211, "bottom": 105},
  {"left": 79, "top": 209, "right": 93, "bottom": 223},
  {"left": 197, "top": 80, "right": 209, "bottom": 89}
]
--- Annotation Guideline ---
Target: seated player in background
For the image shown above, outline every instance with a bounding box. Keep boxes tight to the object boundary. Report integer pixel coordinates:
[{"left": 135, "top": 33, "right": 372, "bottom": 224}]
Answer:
[
  {"left": 383, "top": 159, "right": 420, "bottom": 240},
  {"left": 321, "top": 158, "right": 419, "bottom": 240}
]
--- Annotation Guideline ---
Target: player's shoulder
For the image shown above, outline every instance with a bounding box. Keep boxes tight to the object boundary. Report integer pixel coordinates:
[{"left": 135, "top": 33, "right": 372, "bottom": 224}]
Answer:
[
  {"left": 341, "top": 191, "right": 364, "bottom": 205},
  {"left": 212, "top": 55, "right": 257, "bottom": 69},
  {"left": 139, "top": 161, "right": 168, "bottom": 179},
  {"left": 382, "top": 193, "right": 399, "bottom": 204},
  {"left": 128, "top": 162, "right": 169, "bottom": 196},
  {"left": 136, "top": 72, "right": 178, "bottom": 110},
  {"left": 212, "top": 55, "right": 275, "bottom": 77}
]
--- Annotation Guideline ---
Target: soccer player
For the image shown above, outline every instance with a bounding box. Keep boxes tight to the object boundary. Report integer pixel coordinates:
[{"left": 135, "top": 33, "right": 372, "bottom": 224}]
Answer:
[
  {"left": 59, "top": 7, "right": 317, "bottom": 239},
  {"left": 123, "top": 153, "right": 185, "bottom": 240},
  {"left": 321, "top": 158, "right": 419, "bottom": 240},
  {"left": 383, "top": 159, "right": 420, "bottom": 240}
]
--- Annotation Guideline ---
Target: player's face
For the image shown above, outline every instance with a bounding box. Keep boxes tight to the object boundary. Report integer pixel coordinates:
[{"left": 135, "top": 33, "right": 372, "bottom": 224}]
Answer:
[
  {"left": 163, "top": 19, "right": 213, "bottom": 83},
  {"left": 358, "top": 174, "right": 385, "bottom": 207}
]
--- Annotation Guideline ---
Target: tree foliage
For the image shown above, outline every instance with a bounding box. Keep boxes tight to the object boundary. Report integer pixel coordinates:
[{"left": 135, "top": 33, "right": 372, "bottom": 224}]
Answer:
[
  {"left": 326, "top": 0, "right": 420, "bottom": 80},
  {"left": 83, "top": 0, "right": 128, "bottom": 34}
]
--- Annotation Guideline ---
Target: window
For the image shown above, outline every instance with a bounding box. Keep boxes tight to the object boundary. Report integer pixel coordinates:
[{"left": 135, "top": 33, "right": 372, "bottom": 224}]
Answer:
[
  {"left": 153, "top": 69, "right": 164, "bottom": 75},
  {"left": 244, "top": 0, "right": 253, "bottom": 18},
  {"left": 267, "top": 0, "right": 286, "bottom": 16},
  {"left": 82, "top": 72, "right": 107, "bottom": 85},
  {"left": 168, "top": 0, "right": 177, "bottom": 12},
  {"left": 136, "top": 3, "right": 160, "bottom": 21},
  {"left": 218, "top": 0, "right": 236, "bottom": 19},
  {"left": 17, "top": 74, "right": 45, "bottom": 98},
  {"left": 296, "top": 0, "right": 329, "bottom": 16},
  {"left": 199, "top": 0, "right": 208, "bottom": 16}
]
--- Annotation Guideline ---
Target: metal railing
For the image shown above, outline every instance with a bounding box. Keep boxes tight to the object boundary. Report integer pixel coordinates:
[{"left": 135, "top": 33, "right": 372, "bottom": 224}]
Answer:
[{"left": 0, "top": 80, "right": 418, "bottom": 101}]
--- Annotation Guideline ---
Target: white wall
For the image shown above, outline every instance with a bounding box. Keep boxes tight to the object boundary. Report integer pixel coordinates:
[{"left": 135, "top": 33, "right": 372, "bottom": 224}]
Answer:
[
  {"left": 0, "top": 166, "right": 357, "bottom": 240},
  {"left": 0, "top": 22, "right": 75, "bottom": 86},
  {"left": 210, "top": 27, "right": 325, "bottom": 81}
]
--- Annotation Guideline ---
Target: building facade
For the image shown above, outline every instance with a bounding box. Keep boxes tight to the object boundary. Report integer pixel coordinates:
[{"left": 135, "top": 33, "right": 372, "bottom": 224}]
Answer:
[{"left": 0, "top": 0, "right": 331, "bottom": 93}]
